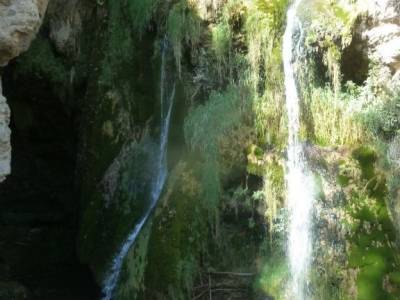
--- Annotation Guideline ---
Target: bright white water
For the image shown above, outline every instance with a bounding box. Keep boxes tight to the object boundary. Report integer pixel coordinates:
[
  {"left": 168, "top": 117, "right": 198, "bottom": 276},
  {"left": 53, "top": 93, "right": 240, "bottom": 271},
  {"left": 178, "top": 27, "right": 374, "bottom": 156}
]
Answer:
[
  {"left": 283, "top": 0, "right": 315, "bottom": 299},
  {"left": 101, "top": 38, "right": 175, "bottom": 300}
]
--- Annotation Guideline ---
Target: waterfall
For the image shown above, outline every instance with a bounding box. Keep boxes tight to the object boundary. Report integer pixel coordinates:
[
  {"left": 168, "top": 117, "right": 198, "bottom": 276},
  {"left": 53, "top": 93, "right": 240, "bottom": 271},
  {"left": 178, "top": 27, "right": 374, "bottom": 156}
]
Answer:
[
  {"left": 101, "top": 38, "right": 175, "bottom": 300},
  {"left": 282, "top": 1, "right": 314, "bottom": 299}
]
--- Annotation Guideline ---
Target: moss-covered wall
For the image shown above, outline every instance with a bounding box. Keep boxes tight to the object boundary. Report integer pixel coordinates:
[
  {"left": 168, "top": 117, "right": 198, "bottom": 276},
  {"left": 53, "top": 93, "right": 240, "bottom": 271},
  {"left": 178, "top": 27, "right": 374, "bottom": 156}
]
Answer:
[
  {"left": 75, "top": 0, "right": 165, "bottom": 281},
  {"left": 5, "top": 0, "right": 400, "bottom": 299}
]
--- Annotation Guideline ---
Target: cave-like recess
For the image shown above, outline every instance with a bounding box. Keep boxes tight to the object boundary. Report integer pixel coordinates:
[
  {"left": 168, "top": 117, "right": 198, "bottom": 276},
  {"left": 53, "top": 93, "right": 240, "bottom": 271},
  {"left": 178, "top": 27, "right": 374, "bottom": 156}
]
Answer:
[{"left": 0, "top": 56, "right": 99, "bottom": 299}]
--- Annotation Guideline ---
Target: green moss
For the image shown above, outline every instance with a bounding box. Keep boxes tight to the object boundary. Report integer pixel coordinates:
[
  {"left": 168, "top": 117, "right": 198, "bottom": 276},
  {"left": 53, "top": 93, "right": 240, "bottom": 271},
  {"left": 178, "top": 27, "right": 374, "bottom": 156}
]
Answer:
[
  {"left": 256, "top": 253, "right": 288, "bottom": 299},
  {"left": 16, "top": 36, "right": 68, "bottom": 84},
  {"left": 343, "top": 151, "right": 400, "bottom": 299},
  {"left": 77, "top": 0, "right": 162, "bottom": 281},
  {"left": 338, "top": 174, "right": 350, "bottom": 187},
  {"left": 247, "top": 145, "right": 266, "bottom": 176},
  {"left": 115, "top": 221, "right": 152, "bottom": 300},
  {"left": 352, "top": 146, "right": 377, "bottom": 179},
  {"left": 126, "top": 0, "right": 159, "bottom": 33},
  {"left": 143, "top": 162, "right": 206, "bottom": 298}
]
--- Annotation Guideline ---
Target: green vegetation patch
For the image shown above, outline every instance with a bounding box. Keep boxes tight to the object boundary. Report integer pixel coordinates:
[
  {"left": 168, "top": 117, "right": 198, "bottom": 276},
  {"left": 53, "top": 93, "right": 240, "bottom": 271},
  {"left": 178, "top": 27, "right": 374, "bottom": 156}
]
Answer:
[
  {"left": 16, "top": 36, "right": 68, "bottom": 84},
  {"left": 342, "top": 147, "right": 400, "bottom": 299},
  {"left": 167, "top": 0, "right": 202, "bottom": 75},
  {"left": 144, "top": 162, "right": 206, "bottom": 299}
]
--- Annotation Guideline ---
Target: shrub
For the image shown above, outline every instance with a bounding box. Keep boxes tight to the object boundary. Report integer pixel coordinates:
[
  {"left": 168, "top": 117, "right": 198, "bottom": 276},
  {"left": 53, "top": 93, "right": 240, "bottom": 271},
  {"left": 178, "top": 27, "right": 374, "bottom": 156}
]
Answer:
[
  {"left": 304, "top": 85, "right": 366, "bottom": 146},
  {"left": 184, "top": 85, "right": 249, "bottom": 228},
  {"left": 211, "top": 22, "right": 232, "bottom": 80},
  {"left": 362, "top": 90, "right": 400, "bottom": 141},
  {"left": 167, "top": 0, "right": 202, "bottom": 75}
]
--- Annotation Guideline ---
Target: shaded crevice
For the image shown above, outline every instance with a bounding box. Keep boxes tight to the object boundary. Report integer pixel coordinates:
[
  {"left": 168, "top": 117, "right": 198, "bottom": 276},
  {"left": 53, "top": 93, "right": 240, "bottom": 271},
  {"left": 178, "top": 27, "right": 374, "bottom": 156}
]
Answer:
[
  {"left": 340, "top": 33, "right": 369, "bottom": 85},
  {"left": 0, "top": 61, "right": 99, "bottom": 299}
]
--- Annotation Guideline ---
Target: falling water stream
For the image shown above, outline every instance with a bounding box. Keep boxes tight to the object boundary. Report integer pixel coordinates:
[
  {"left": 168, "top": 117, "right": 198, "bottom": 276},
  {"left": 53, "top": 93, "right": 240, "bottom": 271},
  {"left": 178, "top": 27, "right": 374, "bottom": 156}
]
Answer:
[
  {"left": 101, "top": 38, "right": 175, "bottom": 300},
  {"left": 283, "top": 0, "right": 315, "bottom": 299}
]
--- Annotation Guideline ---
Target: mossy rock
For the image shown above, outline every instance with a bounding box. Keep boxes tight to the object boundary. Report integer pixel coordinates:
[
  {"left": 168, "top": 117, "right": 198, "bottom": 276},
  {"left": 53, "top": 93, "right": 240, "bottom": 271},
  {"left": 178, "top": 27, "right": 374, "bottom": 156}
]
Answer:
[
  {"left": 76, "top": 0, "right": 163, "bottom": 281},
  {"left": 143, "top": 162, "right": 206, "bottom": 299},
  {"left": 343, "top": 148, "right": 400, "bottom": 299},
  {"left": 15, "top": 36, "right": 68, "bottom": 85},
  {"left": 352, "top": 146, "right": 377, "bottom": 180}
]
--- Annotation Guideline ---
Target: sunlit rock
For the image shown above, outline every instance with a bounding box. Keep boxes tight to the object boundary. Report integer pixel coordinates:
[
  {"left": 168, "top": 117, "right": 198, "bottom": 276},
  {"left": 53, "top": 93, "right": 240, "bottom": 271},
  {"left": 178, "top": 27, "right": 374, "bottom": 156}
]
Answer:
[
  {"left": 0, "top": 0, "right": 48, "bottom": 182},
  {"left": 360, "top": 0, "right": 400, "bottom": 73},
  {"left": 0, "top": 0, "right": 49, "bottom": 66}
]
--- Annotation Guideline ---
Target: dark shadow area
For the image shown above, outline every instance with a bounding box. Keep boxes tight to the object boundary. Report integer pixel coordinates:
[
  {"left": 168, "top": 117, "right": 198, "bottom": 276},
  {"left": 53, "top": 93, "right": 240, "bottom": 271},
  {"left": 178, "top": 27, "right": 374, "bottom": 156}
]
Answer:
[
  {"left": 340, "top": 31, "right": 369, "bottom": 85},
  {"left": 0, "top": 62, "right": 100, "bottom": 300}
]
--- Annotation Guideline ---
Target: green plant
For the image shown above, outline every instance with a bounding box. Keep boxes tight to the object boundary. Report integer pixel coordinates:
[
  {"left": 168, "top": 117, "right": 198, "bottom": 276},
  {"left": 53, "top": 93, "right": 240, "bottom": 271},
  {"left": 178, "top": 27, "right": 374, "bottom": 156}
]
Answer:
[
  {"left": 362, "top": 90, "right": 400, "bottom": 141},
  {"left": 184, "top": 86, "right": 245, "bottom": 154},
  {"left": 167, "top": 0, "right": 202, "bottom": 75},
  {"left": 184, "top": 85, "right": 250, "bottom": 232},
  {"left": 211, "top": 22, "right": 232, "bottom": 80},
  {"left": 305, "top": 0, "right": 358, "bottom": 92},
  {"left": 127, "top": 0, "right": 159, "bottom": 33},
  {"left": 244, "top": 0, "right": 289, "bottom": 148},
  {"left": 303, "top": 85, "right": 366, "bottom": 146}
]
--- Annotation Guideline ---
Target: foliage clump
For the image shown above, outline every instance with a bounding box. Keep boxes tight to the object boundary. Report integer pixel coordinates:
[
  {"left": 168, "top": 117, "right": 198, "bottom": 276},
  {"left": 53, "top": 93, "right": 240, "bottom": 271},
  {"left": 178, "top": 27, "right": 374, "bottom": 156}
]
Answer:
[
  {"left": 245, "top": 0, "right": 289, "bottom": 149},
  {"left": 184, "top": 86, "right": 248, "bottom": 224},
  {"left": 16, "top": 36, "right": 68, "bottom": 85},
  {"left": 303, "top": 85, "right": 366, "bottom": 146},
  {"left": 127, "top": 0, "right": 159, "bottom": 33},
  {"left": 143, "top": 163, "right": 206, "bottom": 300},
  {"left": 167, "top": 0, "right": 202, "bottom": 75},
  {"left": 304, "top": 0, "right": 357, "bottom": 92}
]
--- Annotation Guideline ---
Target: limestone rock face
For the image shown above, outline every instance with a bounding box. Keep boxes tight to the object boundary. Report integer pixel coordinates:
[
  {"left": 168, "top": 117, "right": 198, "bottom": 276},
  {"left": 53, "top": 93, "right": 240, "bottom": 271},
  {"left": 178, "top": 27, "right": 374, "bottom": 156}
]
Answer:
[
  {"left": 361, "top": 0, "right": 400, "bottom": 73},
  {"left": 0, "top": 0, "right": 49, "bottom": 66},
  {"left": 0, "top": 0, "right": 49, "bottom": 182},
  {"left": 0, "top": 79, "right": 11, "bottom": 182}
]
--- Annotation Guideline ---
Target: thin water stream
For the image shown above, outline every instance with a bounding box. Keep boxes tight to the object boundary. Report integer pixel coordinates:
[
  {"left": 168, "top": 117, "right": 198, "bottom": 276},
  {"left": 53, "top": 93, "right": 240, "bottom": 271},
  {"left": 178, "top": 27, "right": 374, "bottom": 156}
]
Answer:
[{"left": 101, "top": 38, "right": 175, "bottom": 300}]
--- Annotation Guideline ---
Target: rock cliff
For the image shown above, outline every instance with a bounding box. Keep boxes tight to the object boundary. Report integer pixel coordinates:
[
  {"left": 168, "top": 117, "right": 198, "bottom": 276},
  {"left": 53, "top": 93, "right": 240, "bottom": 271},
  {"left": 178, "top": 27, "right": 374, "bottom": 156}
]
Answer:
[
  {"left": 361, "top": 0, "right": 400, "bottom": 74},
  {"left": 0, "top": 0, "right": 49, "bottom": 182}
]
